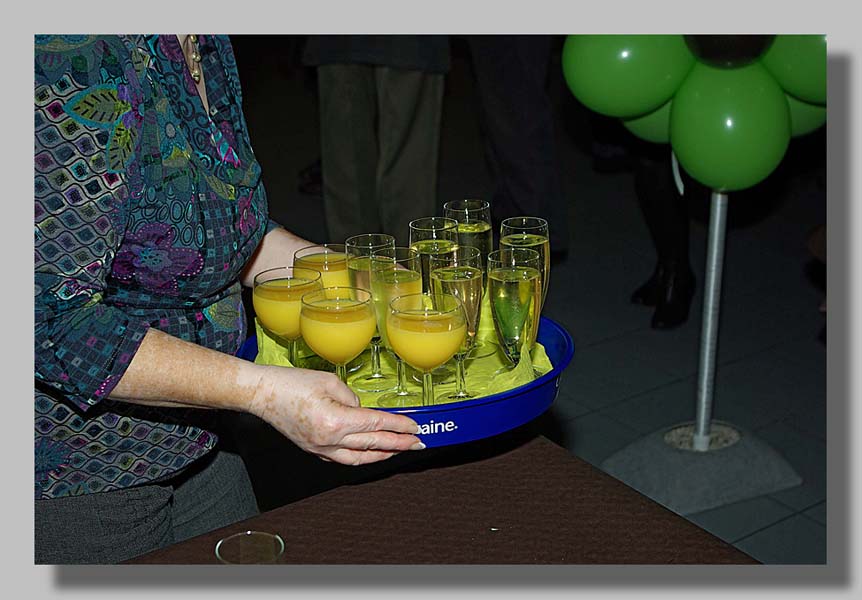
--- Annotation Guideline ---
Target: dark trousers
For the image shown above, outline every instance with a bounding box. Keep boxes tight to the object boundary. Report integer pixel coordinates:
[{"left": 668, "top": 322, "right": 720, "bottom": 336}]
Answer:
[
  {"left": 317, "top": 63, "right": 444, "bottom": 246},
  {"left": 35, "top": 449, "right": 259, "bottom": 564},
  {"left": 466, "top": 35, "right": 569, "bottom": 253}
]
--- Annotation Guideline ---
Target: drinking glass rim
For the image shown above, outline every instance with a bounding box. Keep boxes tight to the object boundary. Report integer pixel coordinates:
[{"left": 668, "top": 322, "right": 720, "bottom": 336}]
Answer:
[
  {"left": 345, "top": 233, "right": 396, "bottom": 253},
  {"left": 500, "top": 216, "right": 549, "bottom": 231},
  {"left": 443, "top": 198, "right": 490, "bottom": 213},
  {"left": 294, "top": 243, "right": 347, "bottom": 259},
  {"left": 388, "top": 292, "right": 464, "bottom": 316},
  {"left": 429, "top": 244, "right": 483, "bottom": 269},
  {"left": 253, "top": 265, "right": 322, "bottom": 286},
  {"left": 214, "top": 530, "right": 285, "bottom": 564},
  {"left": 408, "top": 216, "right": 458, "bottom": 232},
  {"left": 301, "top": 286, "right": 372, "bottom": 309},
  {"left": 488, "top": 247, "right": 542, "bottom": 268}
]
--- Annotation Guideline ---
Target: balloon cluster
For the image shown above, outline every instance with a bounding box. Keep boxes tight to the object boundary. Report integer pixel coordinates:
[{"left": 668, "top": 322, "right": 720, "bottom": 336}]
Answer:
[{"left": 561, "top": 35, "right": 826, "bottom": 192}]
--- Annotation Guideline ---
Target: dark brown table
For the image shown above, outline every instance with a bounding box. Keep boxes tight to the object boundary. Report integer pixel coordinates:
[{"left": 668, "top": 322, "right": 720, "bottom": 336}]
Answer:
[{"left": 128, "top": 435, "right": 758, "bottom": 564}]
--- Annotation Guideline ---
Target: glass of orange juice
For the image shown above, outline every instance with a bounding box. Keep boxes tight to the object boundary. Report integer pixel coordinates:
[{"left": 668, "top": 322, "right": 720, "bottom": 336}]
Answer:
[
  {"left": 300, "top": 287, "right": 377, "bottom": 385},
  {"left": 252, "top": 266, "right": 323, "bottom": 366},
  {"left": 293, "top": 243, "right": 352, "bottom": 290},
  {"left": 370, "top": 247, "right": 423, "bottom": 407},
  {"left": 387, "top": 292, "right": 466, "bottom": 406}
]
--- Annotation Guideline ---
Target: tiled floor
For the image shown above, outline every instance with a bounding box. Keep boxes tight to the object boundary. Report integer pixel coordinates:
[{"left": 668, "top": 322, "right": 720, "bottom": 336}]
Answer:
[{"left": 230, "top": 35, "right": 827, "bottom": 565}]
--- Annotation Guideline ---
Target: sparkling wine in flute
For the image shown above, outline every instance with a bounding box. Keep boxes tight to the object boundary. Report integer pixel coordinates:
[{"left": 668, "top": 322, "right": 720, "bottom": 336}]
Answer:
[
  {"left": 455, "top": 221, "right": 492, "bottom": 281},
  {"left": 347, "top": 256, "right": 372, "bottom": 294},
  {"left": 430, "top": 266, "right": 483, "bottom": 352},
  {"left": 410, "top": 238, "right": 459, "bottom": 292},
  {"left": 488, "top": 265, "right": 542, "bottom": 366},
  {"left": 499, "top": 233, "right": 550, "bottom": 306}
]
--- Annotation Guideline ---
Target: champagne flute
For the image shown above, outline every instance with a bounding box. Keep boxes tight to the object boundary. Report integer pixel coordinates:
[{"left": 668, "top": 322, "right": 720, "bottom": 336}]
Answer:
[
  {"left": 444, "top": 198, "right": 496, "bottom": 359},
  {"left": 371, "top": 247, "right": 424, "bottom": 407},
  {"left": 252, "top": 266, "right": 323, "bottom": 366},
  {"left": 429, "top": 246, "right": 484, "bottom": 401},
  {"left": 300, "top": 287, "right": 376, "bottom": 385},
  {"left": 387, "top": 292, "right": 466, "bottom": 407},
  {"left": 500, "top": 216, "right": 551, "bottom": 310},
  {"left": 487, "top": 248, "right": 543, "bottom": 374},
  {"left": 346, "top": 233, "right": 396, "bottom": 393},
  {"left": 408, "top": 217, "right": 459, "bottom": 293}
]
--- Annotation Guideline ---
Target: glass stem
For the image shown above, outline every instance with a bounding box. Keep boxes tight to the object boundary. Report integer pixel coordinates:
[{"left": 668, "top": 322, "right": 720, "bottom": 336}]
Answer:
[
  {"left": 335, "top": 363, "right": 347, "bottom": 384},
  {"left": 370, "top": 338, "right": 382, "bottom": 377},
  {"left": 421, "top": 372, "right": 435, "bottom": 406},
  {"left": 288, "top": 339, "right": 298, "bottom": 367},
  {"left": 395, "top": 357, "right": 408, "bottom": 393},
  {"left": 455, "top": 354, "right": 468, "bottom": 396}
]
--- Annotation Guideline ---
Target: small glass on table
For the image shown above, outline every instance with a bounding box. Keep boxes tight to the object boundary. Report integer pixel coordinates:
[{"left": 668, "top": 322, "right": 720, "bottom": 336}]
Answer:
[
  {"left": 252, "top": 266, "right": 323, "bottom": 366},
  {"left": 345, "top": 233, "right": 396, "bottom": 393},
  {"left": 429, "top": 245, "right": 484, "bottom": 401},
  {"left": 387, "top": 292, "right": 466, "bottom": 407},
  {"left": 487, "top": 247, "right": 543, "bottom": 376},
  {"left": 215, "top": 530, "right": 284, "bottom": 564},
  {"left": 370, "top": 247, "right": 424, "bottom": 407},
  {"left": 300, "top": 287, "right": 377, "bottom": 385}
]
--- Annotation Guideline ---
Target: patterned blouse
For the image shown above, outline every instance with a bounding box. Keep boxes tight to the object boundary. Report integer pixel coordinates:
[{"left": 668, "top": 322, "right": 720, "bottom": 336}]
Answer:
[{"left": 34, "top": 35, "right": 277, "bottom": 500}]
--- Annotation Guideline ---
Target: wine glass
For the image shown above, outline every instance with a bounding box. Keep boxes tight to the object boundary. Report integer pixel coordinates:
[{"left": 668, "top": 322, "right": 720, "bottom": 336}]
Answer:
[
  {"left": 387, "top": 292, "right": 466, "bottom": 407},
  {"left": 300, "top": 287, "right": 376, "bottom": 385},
  {"left": 370, "top": 247, "right": 424, "bottom": 407},
  {"left": 293, "top": 243, "right": 352, "bottom": 290},
  {"left": 345, "top": 233, "right": 396, "bottom": 393},
  {"left": 443, "top": 199, "right": 496, "bottom": 359},
  {"left": 429, "top": 246, "right": 484, "bottom": 401},
  {"left": 487, "top": 248, "right": 543, "bottom": 374},
  {"left": 408, "top": 217, "right": 459, "bottom": 293},
  {"left": 500, "top": 216, "right": 550, "bottom": 310},
  {"left": 252, "top": 266, "right": 323, "bottom": 366},
  {"left": 293, "top": 243, "right": 362, "bottom": 372}
]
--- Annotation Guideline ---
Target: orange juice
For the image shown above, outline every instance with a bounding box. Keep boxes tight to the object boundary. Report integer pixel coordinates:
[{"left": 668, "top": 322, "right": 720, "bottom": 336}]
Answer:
[
  {"left": 300, "top": 300, "right": 376, "bottom": 365},
  {"left": 294, "top": 252, "right": 351, "bottom": 289},
  {"left": 253, "top": 277, "right": 319, "bottom": 340},
  {"left": 387, "top": 312, "right": 466, "bottom": 372}
]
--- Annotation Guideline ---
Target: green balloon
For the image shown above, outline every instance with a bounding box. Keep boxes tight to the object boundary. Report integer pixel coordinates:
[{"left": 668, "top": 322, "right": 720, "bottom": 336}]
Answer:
[
  {"left": 622, "top": 100, "right": 672, "bottom": 143},
  {"left": 761, "top": 34, "right": 826, "bottom": 105},
  {"left": 786, "top": 94, "right": 827, "bottom": 137},
  {"left": 670, "top": 62, "right": 791, "bottom": 192},
  {"left": 562, "top": 34, "right": 695, "bottom": 118}
]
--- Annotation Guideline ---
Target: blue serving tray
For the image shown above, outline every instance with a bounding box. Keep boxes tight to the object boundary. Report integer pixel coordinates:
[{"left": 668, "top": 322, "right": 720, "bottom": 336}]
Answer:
[{"left": 236, "top": 316, "right": 575, "bottom": 448}]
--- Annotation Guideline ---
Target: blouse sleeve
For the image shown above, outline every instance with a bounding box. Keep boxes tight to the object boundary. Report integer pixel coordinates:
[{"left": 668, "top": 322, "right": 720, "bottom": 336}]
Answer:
[{"left": 34, "top": 36, "right": 151, "bottom": 411}]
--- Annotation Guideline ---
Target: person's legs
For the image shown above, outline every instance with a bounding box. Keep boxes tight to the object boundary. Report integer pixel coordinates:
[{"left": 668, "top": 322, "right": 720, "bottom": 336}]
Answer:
[
  {"left": 317, "top": 63, "right": 381, "bottom": 242},
  {"left": 375, "top": 66, "right": 444, "bottom": 246},
  {"left": 467, "top": 35, "right": 569, "bottom": 255},
  {"left": 170, "top": 449, "right": 259, "bottom": 544},
  {"left": 35, "top": 476, "right": 174, "bottom": 564},
  {"left": 630, "top": 145, "right": 695, "bottom": 329}
]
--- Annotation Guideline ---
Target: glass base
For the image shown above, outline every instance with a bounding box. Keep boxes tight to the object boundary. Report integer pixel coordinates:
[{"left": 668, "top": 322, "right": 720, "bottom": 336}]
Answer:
[
  {"left": 350, "top": 373, "right": 397, "bottom": 394},
  {"left": 437, "top": 389, "right": 475, "bottom": 402},
  {"left": 411, "top": 364, "right": 454, "bottom": 386},
  {"left": 469, "top": 338, "right": 499, "bottom": 359},
  {"left": 376, "top": 390, "right": 421, "bottom": 408}
]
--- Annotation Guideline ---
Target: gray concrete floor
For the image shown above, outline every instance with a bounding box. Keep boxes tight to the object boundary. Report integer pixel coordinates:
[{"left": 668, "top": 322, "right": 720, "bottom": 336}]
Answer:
[{"left": 229, "top": 35, "right": 827, "bottom": 565}]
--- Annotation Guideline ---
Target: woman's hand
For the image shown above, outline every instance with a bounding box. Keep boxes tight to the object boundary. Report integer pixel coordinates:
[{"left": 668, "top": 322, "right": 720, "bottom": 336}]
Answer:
[{"left": 248, "top": 365, "right": 424, "bottom": 465}]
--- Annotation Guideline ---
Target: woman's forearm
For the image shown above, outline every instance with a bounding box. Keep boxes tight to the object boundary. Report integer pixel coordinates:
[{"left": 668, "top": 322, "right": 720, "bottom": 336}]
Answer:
[
  {"left": 239, "top": 226, "right": 314, "bottom": 288},
  {"left": 108, "top": 327, "right": 262, "bottom": 411}
]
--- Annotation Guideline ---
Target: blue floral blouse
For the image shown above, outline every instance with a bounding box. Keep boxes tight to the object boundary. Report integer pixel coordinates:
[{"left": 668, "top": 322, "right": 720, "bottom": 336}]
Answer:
[{"left": 34, "top": 35, "right": 277, "bottom": 500}]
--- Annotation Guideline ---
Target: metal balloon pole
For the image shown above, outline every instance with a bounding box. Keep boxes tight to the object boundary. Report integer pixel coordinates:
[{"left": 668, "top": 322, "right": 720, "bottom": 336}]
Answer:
[{"left": 600, "top": 189, "right": 801, "bottom": 516}]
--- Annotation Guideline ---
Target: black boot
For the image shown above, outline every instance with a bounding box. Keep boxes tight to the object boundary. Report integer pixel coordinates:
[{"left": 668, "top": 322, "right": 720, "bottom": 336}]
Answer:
[{"left": 650, "top": 262, "right": 696, "bottom": 330}]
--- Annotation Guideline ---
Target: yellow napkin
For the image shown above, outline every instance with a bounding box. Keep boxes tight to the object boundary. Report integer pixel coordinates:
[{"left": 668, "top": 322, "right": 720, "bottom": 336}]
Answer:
[{"left": 253, "top": 292, "right": 553, "bottom": 408}]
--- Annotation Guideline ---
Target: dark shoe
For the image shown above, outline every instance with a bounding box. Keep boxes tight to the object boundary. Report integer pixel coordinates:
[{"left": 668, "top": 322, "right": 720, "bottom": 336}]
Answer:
[
  {"left": 630, "top": 268, "right": 662, "bottom": 307},
  {"left": 650, "top": 265, "right": 696, "bottom": 330}
]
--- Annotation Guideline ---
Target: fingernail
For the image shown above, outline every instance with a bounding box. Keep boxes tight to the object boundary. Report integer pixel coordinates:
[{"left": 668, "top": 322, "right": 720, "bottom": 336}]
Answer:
[{"left": 410, "top": 442, "right": 426, "bottom": 451}]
